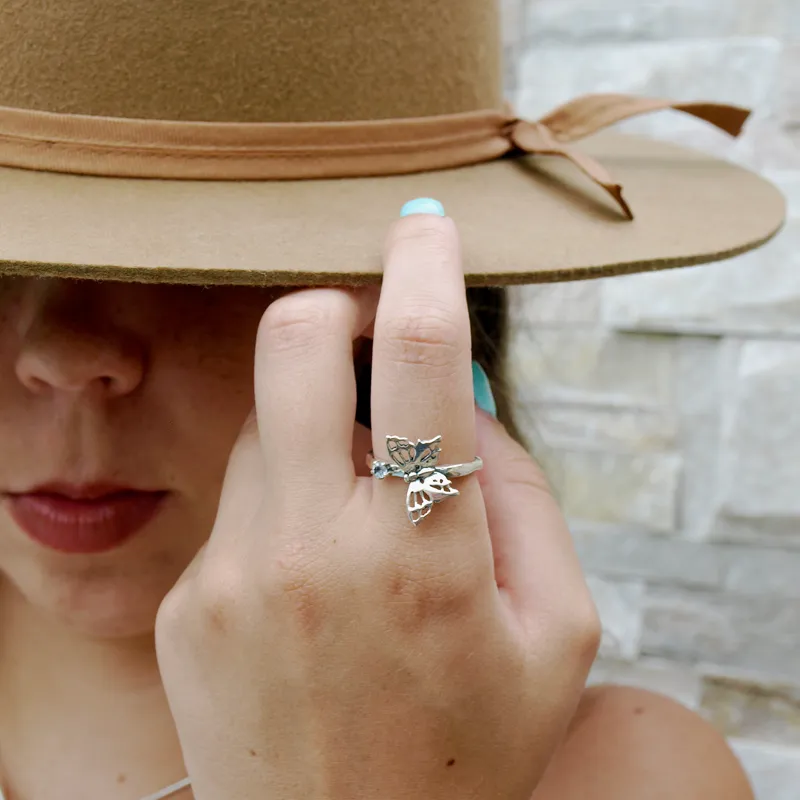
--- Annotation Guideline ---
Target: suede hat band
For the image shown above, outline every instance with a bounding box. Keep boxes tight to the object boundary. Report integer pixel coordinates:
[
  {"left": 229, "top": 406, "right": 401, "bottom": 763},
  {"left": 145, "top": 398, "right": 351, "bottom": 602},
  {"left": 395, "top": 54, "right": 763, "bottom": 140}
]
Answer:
[{"left": 0, "top": 94, "right": 750, "bottom": 221}]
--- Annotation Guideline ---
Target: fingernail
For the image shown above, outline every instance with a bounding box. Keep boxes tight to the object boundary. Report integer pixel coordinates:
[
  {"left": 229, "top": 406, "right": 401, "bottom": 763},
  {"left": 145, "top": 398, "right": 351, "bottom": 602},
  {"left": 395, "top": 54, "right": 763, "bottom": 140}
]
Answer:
[
  {"left": 400, "top": 197, "right": 445, "bottom": 217},
  {"left": 472, "top": 360, "right": 497, "bottom": 418}
]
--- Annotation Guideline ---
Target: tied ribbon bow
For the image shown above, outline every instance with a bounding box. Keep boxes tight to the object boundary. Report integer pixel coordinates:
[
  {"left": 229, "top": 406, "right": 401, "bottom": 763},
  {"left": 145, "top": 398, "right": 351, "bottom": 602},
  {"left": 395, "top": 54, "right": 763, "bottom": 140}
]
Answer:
[{"left": 504, "top": 94, "right": 750, "bottom": 219}]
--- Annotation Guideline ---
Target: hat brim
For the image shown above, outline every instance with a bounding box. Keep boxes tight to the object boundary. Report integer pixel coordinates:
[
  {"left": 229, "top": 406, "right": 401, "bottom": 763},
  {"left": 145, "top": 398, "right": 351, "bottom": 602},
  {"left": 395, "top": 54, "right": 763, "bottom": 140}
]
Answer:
[{"left": 0, "top": 131, "right": 785, "bottom": 286}]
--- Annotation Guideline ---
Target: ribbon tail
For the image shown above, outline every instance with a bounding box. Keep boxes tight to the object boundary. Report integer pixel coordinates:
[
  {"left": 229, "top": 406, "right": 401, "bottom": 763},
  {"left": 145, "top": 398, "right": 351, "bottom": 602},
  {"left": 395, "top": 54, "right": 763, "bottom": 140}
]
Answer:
[
  {"left": 538, "top": 93, "right": 751, "bottom": 143},
  {"left": 507, "top": 93, "right": 752, "bottom": 220},
  {"left": 509, "top": 120, "right": 634, "bottom": 220}
]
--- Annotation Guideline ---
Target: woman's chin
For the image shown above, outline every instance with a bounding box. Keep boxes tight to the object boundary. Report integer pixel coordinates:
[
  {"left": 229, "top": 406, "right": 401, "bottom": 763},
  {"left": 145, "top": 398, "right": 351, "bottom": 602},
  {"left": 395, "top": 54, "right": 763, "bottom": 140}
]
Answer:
[
  {"left": 0, "top": 499, "right": 212, "bottom": 637},
  {"left": 1, "top": 551, "right": 191, "bottom": 639}
]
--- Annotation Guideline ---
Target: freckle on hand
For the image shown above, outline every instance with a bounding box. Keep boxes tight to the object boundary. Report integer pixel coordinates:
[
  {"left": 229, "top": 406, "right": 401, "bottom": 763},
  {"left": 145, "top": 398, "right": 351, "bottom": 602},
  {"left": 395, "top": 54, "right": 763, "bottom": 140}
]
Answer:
[{"left": 446, "top": 758, "right": 455, "bottom": 766}]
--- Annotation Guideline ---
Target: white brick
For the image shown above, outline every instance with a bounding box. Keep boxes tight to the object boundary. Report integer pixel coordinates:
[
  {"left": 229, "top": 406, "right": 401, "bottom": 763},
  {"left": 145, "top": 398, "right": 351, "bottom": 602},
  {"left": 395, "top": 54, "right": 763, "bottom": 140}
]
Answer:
[
  {"left": 508, "top": 329, "right": 677, "bottom": 409},
  {"left": 710, "top": 341, "right": 800, "bottom": 544},
  {"left": 517, "top": 39, "right": 782, "bottom": 128},
  {"left": 573, "top": 529, "right": 724, "bottom": 588},
  {"left": 586, "top": 576, "right": 645, "bottom": 661},
  {"left": 508, "top": 283, "right": 601, "bottom": 327},
  {"left": 724, "top": 546, "right": 800, "bottom": 598},
  {"left": 701, "top": 676, "right": 800, "bottom": 746},
  {"left": 519, "top": 406, "right": 676, "bottom": 452},
  {"left": 501, "top": 0, "right": 526, "bottom": 94},
  {"left": 738, "top": 0, "right": 798, "bottom": 36},
  {"left": 525, "top": 0, "right": 745, "bottom": 42},
  {"left": 779, "top": 43, "right": 800, "bottom": 126},
  {"left": 556, "top": 449, "right": 681, "bottom": 533},
  {"left": 501, "top": 0, "right": 525, "bottom": 47},
  {"left": 787, "top": 1, "right": 800, "bottom": 39},
  {"left": 730, "top": 739, "right": 800, "bottom": 800},
  {"left": 642, "top": 588, "right": 800, "bottom": 682},
  {"left": 732, "top": 117, "right": 800, "bottom": 172},
  {"left": 600, "top": 219, "right": 800, "bottom": 337},
  {"left": 709, "top": 518, "right": 800, "bottom": 550},
  {"left": 673, "top": 338, "right": 738, "bottom": 537}
]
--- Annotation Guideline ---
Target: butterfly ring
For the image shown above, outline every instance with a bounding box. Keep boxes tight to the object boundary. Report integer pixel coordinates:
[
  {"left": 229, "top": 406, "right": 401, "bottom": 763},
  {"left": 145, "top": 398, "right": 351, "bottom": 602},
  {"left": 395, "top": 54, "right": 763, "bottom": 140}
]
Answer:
[{"left": 368, "top": 435, "right": 483, "bottom": 526}]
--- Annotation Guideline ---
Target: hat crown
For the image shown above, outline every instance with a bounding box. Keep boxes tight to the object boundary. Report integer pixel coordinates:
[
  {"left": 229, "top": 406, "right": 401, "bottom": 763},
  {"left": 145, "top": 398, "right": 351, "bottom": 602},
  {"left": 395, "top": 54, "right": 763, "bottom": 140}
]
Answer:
[{"left": 0, "top": 0, "right": 502, "bottom": 122}]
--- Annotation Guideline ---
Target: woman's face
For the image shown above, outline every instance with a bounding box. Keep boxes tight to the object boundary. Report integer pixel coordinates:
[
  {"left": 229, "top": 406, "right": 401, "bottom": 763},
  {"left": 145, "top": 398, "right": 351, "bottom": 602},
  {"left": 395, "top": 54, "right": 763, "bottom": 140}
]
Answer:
[{"left": 0, "top": 276, "right": 280, "bottom": 637}]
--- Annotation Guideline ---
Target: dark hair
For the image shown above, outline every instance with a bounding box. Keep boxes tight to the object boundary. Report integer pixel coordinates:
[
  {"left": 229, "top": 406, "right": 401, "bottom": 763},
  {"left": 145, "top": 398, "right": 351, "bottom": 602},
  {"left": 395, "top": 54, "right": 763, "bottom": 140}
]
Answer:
[
  {"left": 466, "top": 286, "right": 521, "bottom": 443},
  {"left": 355, "top": 287, "right": 521, "bottom": 443}
]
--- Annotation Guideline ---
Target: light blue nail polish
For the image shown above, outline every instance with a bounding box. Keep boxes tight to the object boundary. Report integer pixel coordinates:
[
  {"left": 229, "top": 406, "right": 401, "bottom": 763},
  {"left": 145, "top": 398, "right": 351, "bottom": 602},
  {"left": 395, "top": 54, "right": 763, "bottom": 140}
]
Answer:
[
  {"left": 400, "top": 197, "right": 445, "bottom": 217},
  {"left": 472, "top": 360, "right": 497, "bottom": 418}
]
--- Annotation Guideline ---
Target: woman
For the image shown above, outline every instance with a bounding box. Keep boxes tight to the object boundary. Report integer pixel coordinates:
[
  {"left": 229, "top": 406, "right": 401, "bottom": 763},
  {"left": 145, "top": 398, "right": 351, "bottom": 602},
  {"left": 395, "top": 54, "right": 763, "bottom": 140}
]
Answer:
[
  {"left": 0, "top": 201, "right": 754, "bottom": 799},
  {"left": 0, "top": 0, "right": 784, "bottom": 796}
]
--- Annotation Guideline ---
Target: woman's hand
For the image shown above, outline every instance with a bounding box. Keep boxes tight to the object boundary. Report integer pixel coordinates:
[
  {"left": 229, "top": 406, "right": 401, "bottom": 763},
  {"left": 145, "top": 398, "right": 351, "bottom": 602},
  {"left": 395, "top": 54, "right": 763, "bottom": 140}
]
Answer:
[{"left": 154, "top": 209, "right": 600, "bottom": 800}]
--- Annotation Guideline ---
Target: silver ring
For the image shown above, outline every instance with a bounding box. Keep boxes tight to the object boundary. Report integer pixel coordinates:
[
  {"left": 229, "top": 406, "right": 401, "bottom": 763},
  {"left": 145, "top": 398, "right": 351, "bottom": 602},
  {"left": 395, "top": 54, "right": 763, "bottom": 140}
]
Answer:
[{"left": 368, "top": 435, "right": 483, "bottom": 526}]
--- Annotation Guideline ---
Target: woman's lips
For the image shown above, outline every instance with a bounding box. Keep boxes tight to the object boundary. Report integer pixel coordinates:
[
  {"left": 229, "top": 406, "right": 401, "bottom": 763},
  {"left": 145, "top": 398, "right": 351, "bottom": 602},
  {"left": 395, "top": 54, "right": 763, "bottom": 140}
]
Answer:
[{"left": 3, "top": 488, "right": 168, "bottom": 554}]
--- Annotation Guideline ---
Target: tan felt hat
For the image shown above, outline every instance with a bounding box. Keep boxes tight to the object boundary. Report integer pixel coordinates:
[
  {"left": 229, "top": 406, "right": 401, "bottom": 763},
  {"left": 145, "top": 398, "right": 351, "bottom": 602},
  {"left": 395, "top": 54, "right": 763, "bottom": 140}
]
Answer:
[{"left": 0, "top": 0, "right": 786, "bottom": 287}]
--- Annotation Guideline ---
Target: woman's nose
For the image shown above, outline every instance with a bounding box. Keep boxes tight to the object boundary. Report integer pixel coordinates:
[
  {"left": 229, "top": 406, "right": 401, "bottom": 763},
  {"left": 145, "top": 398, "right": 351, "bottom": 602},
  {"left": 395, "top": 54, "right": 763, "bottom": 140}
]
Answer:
[{"left": 14, "top": 304, "right": 145, "bottom": 398}]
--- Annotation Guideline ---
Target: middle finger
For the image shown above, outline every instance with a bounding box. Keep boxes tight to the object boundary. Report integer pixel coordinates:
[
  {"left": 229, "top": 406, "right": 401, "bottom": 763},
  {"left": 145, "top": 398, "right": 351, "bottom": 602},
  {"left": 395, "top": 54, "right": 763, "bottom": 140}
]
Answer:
[{"left": 370, "top": 201, "right": 480, "bottom": 530}]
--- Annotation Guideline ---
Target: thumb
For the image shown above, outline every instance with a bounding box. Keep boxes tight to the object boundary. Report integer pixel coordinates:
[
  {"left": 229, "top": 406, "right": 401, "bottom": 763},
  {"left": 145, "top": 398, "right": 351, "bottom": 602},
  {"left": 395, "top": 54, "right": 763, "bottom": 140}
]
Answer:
[{"left": 475, "top": 409, "right": 588, "bottom": 628}]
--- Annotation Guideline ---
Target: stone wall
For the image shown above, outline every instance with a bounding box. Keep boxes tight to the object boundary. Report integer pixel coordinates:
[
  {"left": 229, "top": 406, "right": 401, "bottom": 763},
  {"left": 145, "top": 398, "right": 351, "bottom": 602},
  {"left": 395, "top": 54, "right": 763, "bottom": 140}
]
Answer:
[{"left": 502, "top": 1, "right": 800, "bottom": 797}]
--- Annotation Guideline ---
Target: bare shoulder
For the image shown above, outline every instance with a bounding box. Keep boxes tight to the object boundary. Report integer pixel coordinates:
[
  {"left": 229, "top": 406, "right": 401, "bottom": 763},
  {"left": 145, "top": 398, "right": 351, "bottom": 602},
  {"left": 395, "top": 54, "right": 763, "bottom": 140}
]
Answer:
[{"left": 532, "top": 684, "right": 754, "bottom": 800}]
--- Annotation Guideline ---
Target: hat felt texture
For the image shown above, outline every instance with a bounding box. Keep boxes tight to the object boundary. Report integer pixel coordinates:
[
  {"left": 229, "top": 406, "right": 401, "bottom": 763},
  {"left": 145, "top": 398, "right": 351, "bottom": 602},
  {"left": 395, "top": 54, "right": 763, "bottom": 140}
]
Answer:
[{"left": 0, "top": 0, "right": 785, "bottom": 286}]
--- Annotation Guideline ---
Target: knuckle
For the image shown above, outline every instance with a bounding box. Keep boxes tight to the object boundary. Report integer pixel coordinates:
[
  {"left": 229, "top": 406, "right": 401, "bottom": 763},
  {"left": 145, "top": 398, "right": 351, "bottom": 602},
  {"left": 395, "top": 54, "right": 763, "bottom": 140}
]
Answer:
[
  {"left": 189, "top": 562, "right": 248, "bottom": 636},
  {"left": 561, "top": 594, "right": 602, "bottom": 668},
  {"left": 382, "top": 306, "right": 466, "bottom": 370},
  {"left": 154, "top": 582, "right": 191, "bottom": 638},
  {"left": 262, "top": 542, "right": 337, "bottom": 637},
  {"left": 155, "top": 561, "right": 245, "bottom": 646},
  {"left": 379, "top": 554, "right": 483, "bottom": 629},
  {"left": 580, "top": 602, "right": 603, "bottom": 662},
  {"left": 258, "top": 291, "right": 337, "bottom": 354}
]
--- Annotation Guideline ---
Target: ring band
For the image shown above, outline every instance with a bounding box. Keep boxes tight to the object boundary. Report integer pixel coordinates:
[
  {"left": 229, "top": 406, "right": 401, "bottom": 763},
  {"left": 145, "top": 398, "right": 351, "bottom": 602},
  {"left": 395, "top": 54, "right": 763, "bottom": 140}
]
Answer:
[
  {"left": 369, "top": 458, "right": 484, "bottom": 481},
  {"left": 368, "top": 435, "right": 483, "bottom": 526}
]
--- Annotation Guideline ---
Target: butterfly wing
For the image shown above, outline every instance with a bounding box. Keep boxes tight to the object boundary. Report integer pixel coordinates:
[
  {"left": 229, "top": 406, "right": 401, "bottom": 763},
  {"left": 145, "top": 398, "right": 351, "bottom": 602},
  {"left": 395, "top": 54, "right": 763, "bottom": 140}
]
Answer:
[
  {"left": 386, "top": 437, "right": 417, "bottom": 470},
  {"left": 413, "top": 437, "right": 442, "bottom": 470},
  {"left": 406, "top": 480, "right": 435, "bottom": 525},
  {"left": 387, "top": 435, "right": 442, "bottom": 473},
  {"left": 406, "top": 472, "right": 459, "bottom": 525},
  {"left": 423, "top": 471, "right": 459, "bottom": 498}
]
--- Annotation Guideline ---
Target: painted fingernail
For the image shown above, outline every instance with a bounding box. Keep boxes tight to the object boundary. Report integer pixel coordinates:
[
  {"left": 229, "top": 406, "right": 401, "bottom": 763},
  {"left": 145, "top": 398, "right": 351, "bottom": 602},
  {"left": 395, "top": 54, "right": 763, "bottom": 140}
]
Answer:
[
  {"left": 472, "top": 360, "right": 497, "bottom": 418},
  {"left": 400, "top": 198, "right": 445, "bottom": 217}
]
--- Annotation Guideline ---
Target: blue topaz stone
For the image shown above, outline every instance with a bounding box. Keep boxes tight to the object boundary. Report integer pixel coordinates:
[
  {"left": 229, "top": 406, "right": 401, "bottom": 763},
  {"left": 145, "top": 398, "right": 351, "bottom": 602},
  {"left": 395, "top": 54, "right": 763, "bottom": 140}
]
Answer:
[{"left": 372, "top": 462, "right": 390, "bottom": 479}]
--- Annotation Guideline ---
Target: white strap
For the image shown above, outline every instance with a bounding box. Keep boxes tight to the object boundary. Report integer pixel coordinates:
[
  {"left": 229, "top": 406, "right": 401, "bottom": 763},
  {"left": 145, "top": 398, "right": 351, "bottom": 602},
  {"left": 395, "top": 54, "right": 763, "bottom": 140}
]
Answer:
[
  {"left": 140, "top": 776, "right": 192, "bottom": 799},
  {"left": 0, "top": 775, "right": 191, "bottom": 799}
]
